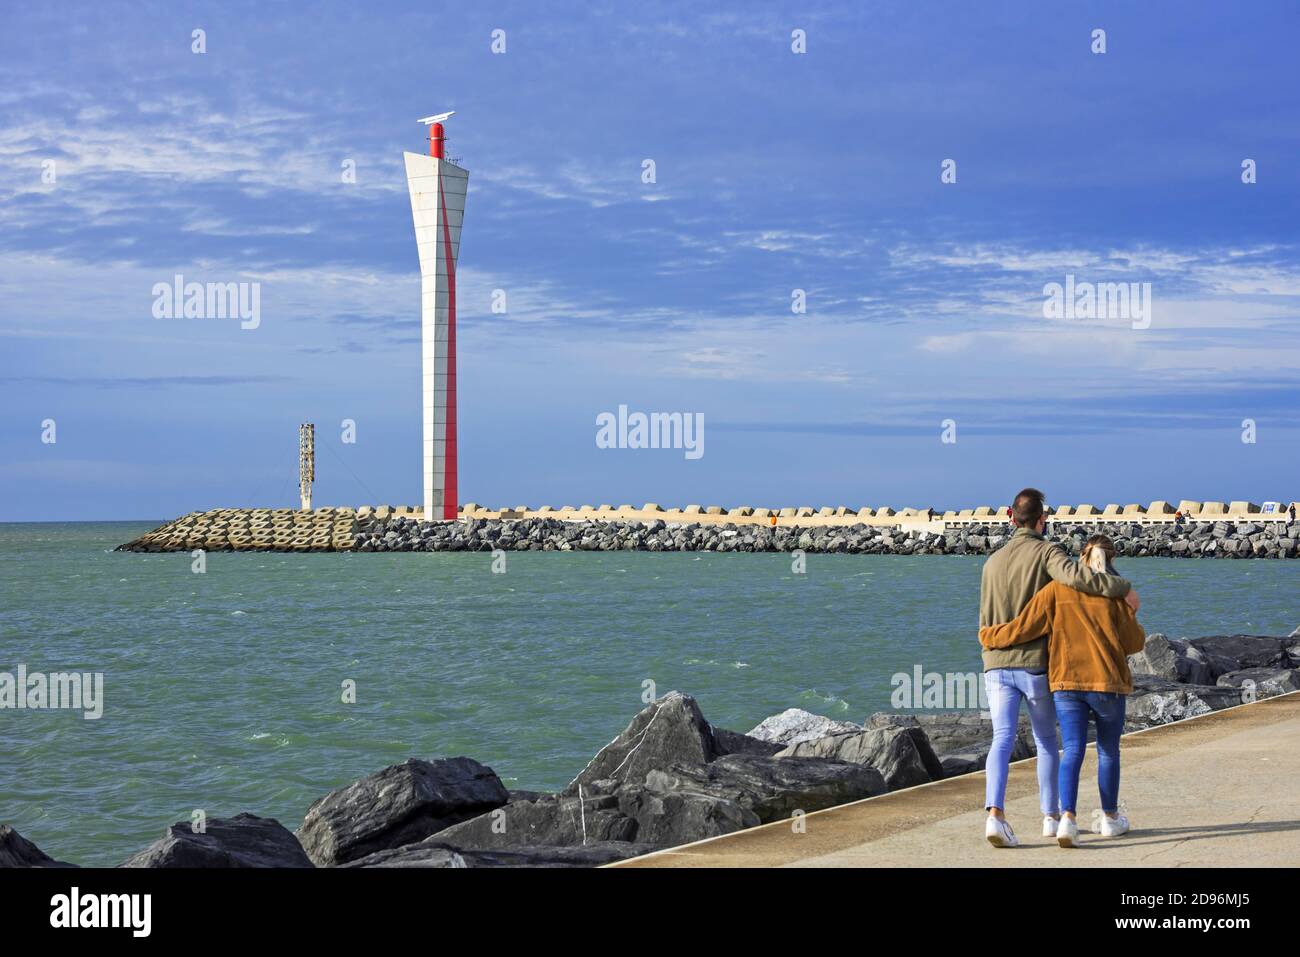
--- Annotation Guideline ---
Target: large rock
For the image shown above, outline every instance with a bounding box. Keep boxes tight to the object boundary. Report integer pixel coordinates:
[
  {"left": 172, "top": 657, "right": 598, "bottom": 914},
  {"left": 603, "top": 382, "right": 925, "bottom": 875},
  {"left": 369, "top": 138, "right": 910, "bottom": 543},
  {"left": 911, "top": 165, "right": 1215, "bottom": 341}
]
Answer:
[
  {"left": 1127, "top": 633, "right": 1226, "bottom": 685},
  {"left": 616, "top": 783, "right": 762, "bottom": 845},
  {"left": 296, "top": 757, "right": 509, "bottom": 866},
  {"left": 777, "top": 725, "right": 939, "bottom": 791},
  {"left": 643, "top": 753, "right": 886, "bottom": 822},
  {"left": 1187, "top": 635, "right": 1290, "bottom": 671},
  {"left": 1216, "top": 667, "right": 1300, "bottom": 699},
  {"left": 121, "top": 813, "right": 312, "bottom": 868},
  {"left": 0, "top": 825, "right": 76, "bottom": 868},
  {"left": 564, "top": 692, "right": 717, "bottom": 795},
  {"left": 866, "top": 711, "right": 1037, "bottom": 775},
  {"left": 711, "top": 725, "right": 783, "bottom": 757},
  {"left": 343, "top": 836, "right": 652, "bottom": 868},
  {"left": 746, "top": 708, "right": 862, "bottom": 748},
  {"left": 1125, "top": 674, "right": 1243, "bottom": 732},
  {"left": 435, "top": 786, "right": 638, "bottom": 849},
  {"left": 437, "top": 778, "right": 757, "bottom": 851}
]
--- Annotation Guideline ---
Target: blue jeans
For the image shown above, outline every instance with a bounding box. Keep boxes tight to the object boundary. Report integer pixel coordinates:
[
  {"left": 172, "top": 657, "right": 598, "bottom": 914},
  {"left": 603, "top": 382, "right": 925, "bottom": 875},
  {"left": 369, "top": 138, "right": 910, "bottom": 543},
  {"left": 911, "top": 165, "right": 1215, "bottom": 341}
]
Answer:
[
  {"left": 1055, "top": 691, "right": 1125, "bottom": 815},
  {"left": 984, "top": 669, "right": 1060, "bottom": 816}
]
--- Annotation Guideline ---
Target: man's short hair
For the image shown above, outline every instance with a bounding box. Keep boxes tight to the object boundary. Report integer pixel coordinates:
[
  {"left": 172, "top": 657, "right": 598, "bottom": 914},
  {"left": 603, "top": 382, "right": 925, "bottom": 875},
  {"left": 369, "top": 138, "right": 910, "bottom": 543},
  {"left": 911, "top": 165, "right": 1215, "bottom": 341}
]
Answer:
[{"left": 1012, "top": 487, "right": 1045, "bottom": 527}]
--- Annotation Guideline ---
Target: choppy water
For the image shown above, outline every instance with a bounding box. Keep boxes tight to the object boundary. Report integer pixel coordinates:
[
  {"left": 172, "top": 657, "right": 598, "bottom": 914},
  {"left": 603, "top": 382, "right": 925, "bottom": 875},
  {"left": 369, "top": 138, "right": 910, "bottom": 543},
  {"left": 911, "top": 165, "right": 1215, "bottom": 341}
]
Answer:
[{"left": 1, "top": 521, "right": 1295, "bottom": 866}]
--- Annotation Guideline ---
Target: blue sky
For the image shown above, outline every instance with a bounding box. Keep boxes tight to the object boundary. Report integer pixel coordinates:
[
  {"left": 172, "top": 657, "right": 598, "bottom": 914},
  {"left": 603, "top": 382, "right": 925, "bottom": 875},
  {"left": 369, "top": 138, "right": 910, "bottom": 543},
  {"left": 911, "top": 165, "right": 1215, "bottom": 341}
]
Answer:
[{"left": 2, "top": 1, "right": 1298, "bottom": 521}]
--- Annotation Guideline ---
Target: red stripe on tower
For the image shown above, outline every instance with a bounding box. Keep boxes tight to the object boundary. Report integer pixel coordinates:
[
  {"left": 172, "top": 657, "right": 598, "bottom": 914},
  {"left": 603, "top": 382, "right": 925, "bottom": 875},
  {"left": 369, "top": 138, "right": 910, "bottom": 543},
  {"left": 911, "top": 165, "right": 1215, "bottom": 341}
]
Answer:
[{"left": 438, "top": 176, "right": 458, "bottom": 520}]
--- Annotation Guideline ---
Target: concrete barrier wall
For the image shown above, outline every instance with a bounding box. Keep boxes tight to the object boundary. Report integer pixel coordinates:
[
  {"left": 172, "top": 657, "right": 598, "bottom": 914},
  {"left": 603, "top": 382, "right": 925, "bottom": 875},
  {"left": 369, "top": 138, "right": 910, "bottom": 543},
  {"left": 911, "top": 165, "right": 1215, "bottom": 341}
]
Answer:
[
  {"left": 118, "top": 498, "right": 1299, "bottom": 553},
  {"left": 456, "top": 499, "right": 1297, "bottom": 528}
]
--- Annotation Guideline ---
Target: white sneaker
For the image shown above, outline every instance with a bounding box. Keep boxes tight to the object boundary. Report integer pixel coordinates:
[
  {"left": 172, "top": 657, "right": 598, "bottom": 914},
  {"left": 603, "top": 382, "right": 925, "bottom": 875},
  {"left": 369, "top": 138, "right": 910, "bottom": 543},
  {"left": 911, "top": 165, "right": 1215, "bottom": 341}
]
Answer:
[
  {"left": 1099, "top": 813, "right": 1131, "bottom": 838},
  {"left": 1056, "top": 816, "right": 1080, "bottom": 848},
  {"left": 986, "top": 815, "right": 1019, "bottom": 848},
  {"left": 1043, "top": 815, "right": 1060, "bottom": 838}
]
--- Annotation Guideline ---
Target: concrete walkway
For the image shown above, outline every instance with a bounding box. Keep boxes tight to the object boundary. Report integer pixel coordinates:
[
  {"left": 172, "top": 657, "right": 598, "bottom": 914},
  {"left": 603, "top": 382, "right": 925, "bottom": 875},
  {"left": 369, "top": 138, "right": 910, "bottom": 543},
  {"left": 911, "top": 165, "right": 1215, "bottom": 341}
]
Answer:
[{"left": 613, "top": 691, "right": 1300, "bottom": 868}]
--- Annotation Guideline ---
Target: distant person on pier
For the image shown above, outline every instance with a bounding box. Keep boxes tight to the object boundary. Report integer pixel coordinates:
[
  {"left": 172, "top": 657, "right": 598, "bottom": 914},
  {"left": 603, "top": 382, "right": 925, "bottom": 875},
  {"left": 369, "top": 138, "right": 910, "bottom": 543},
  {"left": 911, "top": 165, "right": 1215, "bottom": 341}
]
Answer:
[
  {"left": 980, "top": 534, "right": 1145, "bottom": 847},
  {"left": 978, "top": 488, "right": 1139, "bottom": 848}
]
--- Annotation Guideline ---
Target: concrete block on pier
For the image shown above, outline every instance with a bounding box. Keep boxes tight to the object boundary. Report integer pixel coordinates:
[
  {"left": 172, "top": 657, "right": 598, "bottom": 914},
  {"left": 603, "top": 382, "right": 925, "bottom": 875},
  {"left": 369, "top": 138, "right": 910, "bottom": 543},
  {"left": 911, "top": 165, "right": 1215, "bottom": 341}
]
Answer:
[
  {"left": 1177, "top": 500, "right": 1202, "bottom": 514},
  {"left": 1228, "top": 501, "right": 1260, "bottom": 515},
  {"left": 1147, "top": 501, "right": 1174, "bottom": 514},
  {"left": 1201, "top": 502, "right": 1227, "bottom": 516}
]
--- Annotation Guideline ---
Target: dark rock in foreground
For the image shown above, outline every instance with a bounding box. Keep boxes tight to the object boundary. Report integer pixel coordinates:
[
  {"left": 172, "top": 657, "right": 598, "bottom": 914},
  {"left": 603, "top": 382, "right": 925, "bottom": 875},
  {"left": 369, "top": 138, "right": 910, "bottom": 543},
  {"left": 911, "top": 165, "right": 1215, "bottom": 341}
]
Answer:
[
  {"left": 644, "top": 753, "right": 887, "bottom": 822},
  {"left": 0, "top": 825, "right": 76, "bottom": 868},
  {"left": 1125, "top": 674, "right": 1246, "bottom": 732},
  {"left": 564, "top": 691, "right": 717, "bottom": 795},
  {"left": 121, "top": 813, "right": 312, "bottom": 868},
  {"left": 436, "top": 786, "right": 640, "bottom": 849},
  {"left": 615, "top": 781, "right": 763, "bottom": 845},
  {"left": 1216, "top": 667, "right": 1300, "bottom": 698},
  {"left": 344, "top": 836, "right": 654, "bottom": 868},
  {"left": 1127, "top": 633, "right": 1232, "bottom": 685},
  {"left": 296, "top": 757, "right": 509, "bottom": 867},
  {"left": 711, "top": 725, "right": 783, "bottom": 757},
  {"left": 1188, "top": 635, "right": 1292, "bottom": 671},
  {"left": 777, "top": 725, "right": 940, "bottom": 791},
  {"left": 867, "top": 711, "right": 1038, "bottom": 775}
]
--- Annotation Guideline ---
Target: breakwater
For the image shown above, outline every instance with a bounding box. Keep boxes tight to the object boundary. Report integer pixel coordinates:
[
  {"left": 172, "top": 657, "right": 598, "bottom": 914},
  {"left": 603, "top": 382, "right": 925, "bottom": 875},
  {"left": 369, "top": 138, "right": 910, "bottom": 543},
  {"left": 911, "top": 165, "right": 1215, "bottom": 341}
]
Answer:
[
  {"left": 118, "top": 509, "right": 1300, "bottom": 558},
  {"left": 6, "top": 631, "right": 1297, "bottom": 868}
]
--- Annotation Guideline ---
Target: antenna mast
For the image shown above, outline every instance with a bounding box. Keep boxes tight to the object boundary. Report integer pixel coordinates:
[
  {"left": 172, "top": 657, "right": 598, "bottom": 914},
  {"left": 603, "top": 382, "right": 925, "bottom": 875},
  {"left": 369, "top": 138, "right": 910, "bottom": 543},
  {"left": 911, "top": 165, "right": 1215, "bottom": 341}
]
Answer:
[{"left": 299, "top": 423, "right": 315, "bottom": 511}]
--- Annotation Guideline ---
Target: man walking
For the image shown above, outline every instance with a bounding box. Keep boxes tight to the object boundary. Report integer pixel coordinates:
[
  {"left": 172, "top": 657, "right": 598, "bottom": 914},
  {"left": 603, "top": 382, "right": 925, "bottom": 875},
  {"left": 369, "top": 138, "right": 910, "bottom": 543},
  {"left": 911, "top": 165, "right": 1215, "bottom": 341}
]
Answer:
[{"left": 981, "top": 488, "right": 1139, "bottom": 847}]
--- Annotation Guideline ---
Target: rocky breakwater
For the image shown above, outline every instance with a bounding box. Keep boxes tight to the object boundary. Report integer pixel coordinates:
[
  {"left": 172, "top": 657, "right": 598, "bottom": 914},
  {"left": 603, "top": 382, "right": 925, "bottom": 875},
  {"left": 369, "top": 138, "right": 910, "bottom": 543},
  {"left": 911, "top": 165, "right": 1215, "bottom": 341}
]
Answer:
[
  {"left": 4, "top": 628, "right": 1296, "bottom": 868},
  {"left": 118, "top": 508, "right": 357, "bottom": 552},
  {"left": 354, "top": 515, "right": 1300, "bottom": 558},
  {"left": 118, "top": 511, "right": 1300, "bottom": 557}
]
